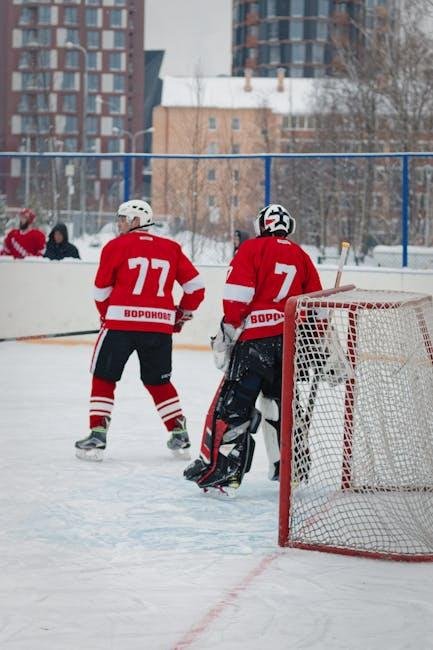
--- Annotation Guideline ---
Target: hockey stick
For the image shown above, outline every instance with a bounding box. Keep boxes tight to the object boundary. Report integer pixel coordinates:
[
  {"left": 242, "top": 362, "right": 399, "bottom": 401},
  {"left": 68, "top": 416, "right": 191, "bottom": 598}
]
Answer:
[
  {"left": 295, "top": 241, "right": 351, "bottom": 480},
  {"left": 0, "top": 329, "right": 99, "bottom": 343}
]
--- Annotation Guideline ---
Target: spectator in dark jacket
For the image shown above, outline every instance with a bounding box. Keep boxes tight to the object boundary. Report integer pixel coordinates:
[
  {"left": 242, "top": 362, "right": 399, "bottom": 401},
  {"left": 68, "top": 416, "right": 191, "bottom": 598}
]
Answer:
[
  {"left": 233, "top": 229, "right": 250, "bottom": 255},
  {"left": 44, "top": 223, "right": 80, "bottom": 261}
]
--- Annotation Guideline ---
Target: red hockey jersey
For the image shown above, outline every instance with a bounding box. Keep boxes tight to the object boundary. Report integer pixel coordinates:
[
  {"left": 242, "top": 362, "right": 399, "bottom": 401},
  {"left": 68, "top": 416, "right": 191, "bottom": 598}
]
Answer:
[
  {"left": 0, "top": 228, "right": 45, "bottom": 258},
  {"left": 94, "top": 231, "right": 205, "bottom": 333},
  {"left": 223, "top": 236, "right": 322, "bottom": 341}
]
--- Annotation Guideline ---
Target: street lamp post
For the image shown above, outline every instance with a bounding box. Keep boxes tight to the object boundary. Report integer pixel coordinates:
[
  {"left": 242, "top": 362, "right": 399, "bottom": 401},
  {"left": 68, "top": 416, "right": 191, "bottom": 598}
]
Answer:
[
  {"left": 65, "top": 41, "right": 88, "bottom": 229},
  {"left": 112, "top": 126, "right": 154, "bottom": 197}
]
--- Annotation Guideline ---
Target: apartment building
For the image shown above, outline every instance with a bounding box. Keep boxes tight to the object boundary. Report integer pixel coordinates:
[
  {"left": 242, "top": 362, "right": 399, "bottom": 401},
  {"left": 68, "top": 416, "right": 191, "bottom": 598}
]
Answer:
[
  {"left": 232, "top": 0, "right": 394, "bottom": 78},
  {"left": 0, "top": 0, "right": 144, "bottom": 211}
]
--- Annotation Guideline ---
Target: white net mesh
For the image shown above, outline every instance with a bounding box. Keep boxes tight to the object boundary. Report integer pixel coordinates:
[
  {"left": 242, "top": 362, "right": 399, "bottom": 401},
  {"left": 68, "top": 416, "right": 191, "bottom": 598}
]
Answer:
[{"left": 283, "top": 288, "right": 433, "bottom": 559}]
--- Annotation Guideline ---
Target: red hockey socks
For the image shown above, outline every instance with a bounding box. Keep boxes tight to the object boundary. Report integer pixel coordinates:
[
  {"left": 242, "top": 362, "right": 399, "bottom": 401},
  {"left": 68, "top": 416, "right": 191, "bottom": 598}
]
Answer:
[
  {"left": 144, "top": 382, "right": 183, "bottom": 432},
  {"left": 89, "top": 376, "right": 115, "bottom": 429}
]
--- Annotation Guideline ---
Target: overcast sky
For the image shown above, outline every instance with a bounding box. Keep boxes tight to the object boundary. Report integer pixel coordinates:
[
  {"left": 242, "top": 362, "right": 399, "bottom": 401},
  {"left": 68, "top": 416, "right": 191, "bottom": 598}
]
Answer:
[{"left": 145, "top": 0, "right": 232, "bottom": 77}]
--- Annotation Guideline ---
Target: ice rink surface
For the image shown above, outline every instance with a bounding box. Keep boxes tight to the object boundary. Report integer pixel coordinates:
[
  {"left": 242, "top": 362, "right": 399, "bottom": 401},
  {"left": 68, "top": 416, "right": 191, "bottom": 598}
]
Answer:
[{"left": 1, "top": 341, "right": 433, "bottom": 650}]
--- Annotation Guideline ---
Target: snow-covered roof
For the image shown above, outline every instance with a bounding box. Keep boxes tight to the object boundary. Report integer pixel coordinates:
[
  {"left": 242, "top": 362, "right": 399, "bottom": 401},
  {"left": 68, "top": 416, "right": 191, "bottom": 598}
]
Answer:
[{"left": 161, "top": 75, "right": 325, "bottom": 115}]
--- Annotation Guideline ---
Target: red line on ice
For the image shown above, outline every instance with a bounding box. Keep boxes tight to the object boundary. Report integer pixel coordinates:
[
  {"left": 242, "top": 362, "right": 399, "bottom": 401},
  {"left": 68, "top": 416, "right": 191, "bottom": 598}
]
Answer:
[{"left": 173, "top": 552, "right": 279, "bottom": 649}]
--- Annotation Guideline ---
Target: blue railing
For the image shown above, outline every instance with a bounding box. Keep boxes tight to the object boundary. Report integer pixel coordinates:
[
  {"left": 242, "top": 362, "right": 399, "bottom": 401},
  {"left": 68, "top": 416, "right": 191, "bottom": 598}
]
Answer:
[{"left": 1, "top": 150, "right": 433, "bottom": 268}]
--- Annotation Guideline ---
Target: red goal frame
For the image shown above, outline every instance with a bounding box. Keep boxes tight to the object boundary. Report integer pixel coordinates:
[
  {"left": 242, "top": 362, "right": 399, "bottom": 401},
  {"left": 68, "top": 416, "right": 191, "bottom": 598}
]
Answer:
[{"left": 278, "top": 285, "right": 433, "bottom": 561}]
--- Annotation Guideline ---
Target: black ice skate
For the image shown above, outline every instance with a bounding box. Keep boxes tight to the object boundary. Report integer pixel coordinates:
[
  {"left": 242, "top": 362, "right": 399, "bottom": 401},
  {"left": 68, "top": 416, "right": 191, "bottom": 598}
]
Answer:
[
  {"left": 75, "top": 427, "right": 107, "bottom": 462},
  {"left": 167, "top": 416, "right": 191, "bottom": 459}
]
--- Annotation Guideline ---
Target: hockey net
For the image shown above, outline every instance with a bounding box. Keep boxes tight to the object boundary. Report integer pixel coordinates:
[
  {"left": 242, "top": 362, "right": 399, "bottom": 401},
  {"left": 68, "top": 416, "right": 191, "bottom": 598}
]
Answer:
[{"left": 279, "top": 286, "right": 433, "bottom": 560}]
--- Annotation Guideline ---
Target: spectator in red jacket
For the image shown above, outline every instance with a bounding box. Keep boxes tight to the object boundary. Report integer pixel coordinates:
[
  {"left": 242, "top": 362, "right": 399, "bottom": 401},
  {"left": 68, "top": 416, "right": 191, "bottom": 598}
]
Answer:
[{"left": 0, "top": 208, "right": 45, "bottom": 258}]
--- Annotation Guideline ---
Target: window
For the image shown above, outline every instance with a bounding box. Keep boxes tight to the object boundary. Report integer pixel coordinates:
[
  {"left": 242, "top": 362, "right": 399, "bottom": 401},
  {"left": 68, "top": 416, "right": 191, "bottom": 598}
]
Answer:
[
  {"left": 318, "top": 0, "right": 329, "bottom": 16},
  {"left": 290, "top": 20, "right": 303, "bottom": 40},
  {"left": 110, "top": 9, "right": 123, "bottom": 27},
  {"left": 231, "top": 143, "right": 240, "bottom": 154},
  {"left": 65, "top": 50, "right": 79, "bottom": 68},
  {"left": 232, "top": 117, "right": 240, "bottom": 131},
  {"left": 36, "top": 115, "right": 50, "bottom": 133},
  {"left": 18, "top": 94, "right": 31, "bottom": 112},
  {"left": 208, "top": 196, "right": 216, "bottom": 207},
  {"left": 106, "top": 95, "right": 121, "bottom": 112},
  {"left": 112, "top": 160, "right": 123, "bottom": 176},
  {"left": 86, "top": 116, "right": 98, "bottom": 134},
  {"left": 18, "top": 52, "right": 32, "bottom": 69},
  {"left": 268, "top": 21, "right": 278, "bottom": 39},
  {"left": 312, "top": 44, "right": 324, "bottom": 63},
  {"left": 208, "top": 116, "right": 217, "bottom": 130},
  {"left": 62, "top": 72, "right": 76, "bottom": 90},
  {"left": 269, "top": 45, "right": 280, "bottom": 63},
  {"left": 22, "top": 72, "right": 51, "bottom": 90},
  {"left": 64, "top": 7, "right": 78, "bottom": 25},
  {"left": 85, "top": 0, "right": 101, "bottom": 5},
  {"left": 292, "top": 43, "right": 305, "bottom": 63},
  {"left": 113, "top": 74, "right": 125, "bottom": 92},
  {"left": 36, "top": 94, "right": 49, "bottom": 111},
  {"left": 23, "top": 29, "right": 38, "bottom": 45},
  {"left": 233, "top": 169, "right": 240, "bottom": 182},
  {"left": 207, "top": 168, "right": 216, "bottom": 181},
  {"left": 65, "top": 115, "right": 78, "bottom": 133},
  {"left": 113, "top": 31, "right": 125, "bottom": 48},
  {"left": 38, "top": 6, "right": 51, "bottom": 24},
  {"left": 19, "top": 8, "right": 36, "bottom": 25},
  {"left": 63, "top": 94, "right": 77, "bottom": 112},
  {"left": 232, "top": 196, "right": 239, "bottom": 207},
  {"left": 86, "top": 137, "right": 97, "bottom": 152},
  {"left": 291, "top": 0, "right": 304, "bottom": 17},
  {"left": 267, "top": 0, "right": 277, "bottom": 17},
  {"left": 208, "top": 142, "right": 218, "bottom": 154},
  {"left": 87, "top": 30, "right": 100, "bottom": 49},
  {"left": 87, "top": 95, "right": 97, "bottom": 112},
  {"left": 22, "top": 115, "right": 37, "bottom": 134},
  {"left": 112, "top": 116, "right": 124, "bottom": 130},
  {"left": 87, "top": 52, "right": 98, "bottom": 69},
  {"left": 107, "top": 138, "right": 120, "bottom": 153},
  {"left": 88, "top": 73, "right": 100, "bottom": 92},
  {"left": 64, "top": 137, "right": 78, "bottom": 151},
  {"left": 38, "top": 50, "right": 50, "bottom": 68},
  {"left": 317, "top": 21, "right": 328, "bottom": 40},
  {"left": 85, "top": 8, "right": 98, "bottom": 26},
  {"left": 66, "top": 29, "right": 79, "bottom": 44},
  {"left": 108, "top": 52, "right": 121, "bottom": 70}
]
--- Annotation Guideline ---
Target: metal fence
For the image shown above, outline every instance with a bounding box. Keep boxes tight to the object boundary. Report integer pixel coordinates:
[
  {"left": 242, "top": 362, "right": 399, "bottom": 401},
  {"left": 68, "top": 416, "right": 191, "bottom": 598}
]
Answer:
[{"left": 1, "top": 151, "right": 433, "bottom": 268}]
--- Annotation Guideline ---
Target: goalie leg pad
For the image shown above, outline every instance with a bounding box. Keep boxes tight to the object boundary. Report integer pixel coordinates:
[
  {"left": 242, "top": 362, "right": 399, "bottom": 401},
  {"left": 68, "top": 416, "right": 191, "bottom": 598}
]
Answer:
[
  {"left": 258, "top": 395, "right": 281, "bottom": 481},
  {"left": 184, "top": 410, "right": 261, "bottom": 489}
]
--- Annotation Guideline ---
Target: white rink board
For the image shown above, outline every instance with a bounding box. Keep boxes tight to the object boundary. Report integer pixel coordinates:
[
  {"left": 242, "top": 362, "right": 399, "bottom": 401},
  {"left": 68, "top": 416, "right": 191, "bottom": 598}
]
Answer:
[{"left": 1, "top": 256, "right": 433, "bottom": 341}]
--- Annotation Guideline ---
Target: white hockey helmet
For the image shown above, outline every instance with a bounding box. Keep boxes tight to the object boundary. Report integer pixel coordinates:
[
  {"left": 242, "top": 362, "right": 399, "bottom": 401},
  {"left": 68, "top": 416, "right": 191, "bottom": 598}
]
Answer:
[
  {"left": 254, "top": 203, "right": 296, "bottom": 236},
  {"left": 116, "top": 199, "right": 154, "bottom": 228}
]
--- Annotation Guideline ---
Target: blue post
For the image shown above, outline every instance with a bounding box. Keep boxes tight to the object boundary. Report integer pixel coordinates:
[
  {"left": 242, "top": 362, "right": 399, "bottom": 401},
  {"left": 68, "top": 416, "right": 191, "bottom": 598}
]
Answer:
[
  {"left": 401, "top": 155, "right": 409, "bottom": 268},
  {"left": 123, "top": 155, "right": 131, "bottom": 202},
  {"left": 264, "top": 156, "right": 272, "bottom": 205}
]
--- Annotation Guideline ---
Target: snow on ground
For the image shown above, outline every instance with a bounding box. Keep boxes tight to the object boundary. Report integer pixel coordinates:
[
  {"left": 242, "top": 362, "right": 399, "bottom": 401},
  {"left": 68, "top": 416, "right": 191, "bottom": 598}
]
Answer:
[{"left": 1, "top": 342, "right": 433, "bottom": 650}]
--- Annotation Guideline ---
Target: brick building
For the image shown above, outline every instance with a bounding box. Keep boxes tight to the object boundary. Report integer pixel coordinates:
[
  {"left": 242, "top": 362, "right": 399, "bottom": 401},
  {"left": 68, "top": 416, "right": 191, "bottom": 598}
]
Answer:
[
  {"left": 151, "top": 72, "right": 320, "bottom": 240},
  {"left": 0, "top": 0, "right": 144, "bottom": 212}
]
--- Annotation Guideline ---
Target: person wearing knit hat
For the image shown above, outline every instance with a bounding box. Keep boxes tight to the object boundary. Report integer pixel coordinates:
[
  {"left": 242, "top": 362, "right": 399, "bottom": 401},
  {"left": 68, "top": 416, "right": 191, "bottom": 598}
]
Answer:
[{"left": 0, "top": 208, "right": 45, "bottom": 258}]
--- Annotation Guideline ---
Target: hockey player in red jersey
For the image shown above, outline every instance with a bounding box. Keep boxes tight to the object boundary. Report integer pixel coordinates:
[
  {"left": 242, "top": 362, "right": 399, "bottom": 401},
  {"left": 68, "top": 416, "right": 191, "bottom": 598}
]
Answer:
[
  {"left": 75, "top": 199, "right": 205, "bottom": 461},
  {"left": 184, "top": 203, "right": 322, "bottom": 494},
  {"left": 0, "top": 208, "right": 45, "bottom": 258}
]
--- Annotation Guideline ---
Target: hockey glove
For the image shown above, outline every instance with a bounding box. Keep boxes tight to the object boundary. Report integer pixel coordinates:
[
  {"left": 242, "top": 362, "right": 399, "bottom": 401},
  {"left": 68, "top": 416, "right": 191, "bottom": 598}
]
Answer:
[
  {"left": 174, "top": 307, "right": 194, "bottom": 333},
  {"left": 210, "top": 320, "right": 240, "bottom": 372}
]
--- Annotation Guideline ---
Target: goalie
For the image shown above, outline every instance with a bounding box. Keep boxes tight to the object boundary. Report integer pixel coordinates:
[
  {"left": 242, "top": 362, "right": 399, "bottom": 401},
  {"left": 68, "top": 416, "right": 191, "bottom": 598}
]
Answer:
[{"left": 184, "top": 204, "right": 323, "bottom": 495}]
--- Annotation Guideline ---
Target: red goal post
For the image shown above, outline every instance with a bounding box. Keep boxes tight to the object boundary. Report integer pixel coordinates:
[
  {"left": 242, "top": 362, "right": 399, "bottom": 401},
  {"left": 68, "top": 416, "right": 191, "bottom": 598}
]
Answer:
[{"left": 279, "top": 285, "right": 433, "bottom": 561}]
